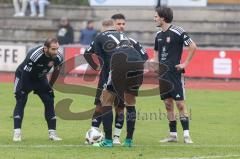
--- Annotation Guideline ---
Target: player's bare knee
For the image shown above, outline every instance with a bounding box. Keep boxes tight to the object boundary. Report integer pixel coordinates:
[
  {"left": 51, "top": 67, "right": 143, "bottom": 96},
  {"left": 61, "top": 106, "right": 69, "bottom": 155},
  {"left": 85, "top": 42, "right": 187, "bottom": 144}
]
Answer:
[
  {"left": 176, "top": 101, "right": 185, "bottom": 111},
  {"left": 165, "top": 105, "right": 174, "bottom": 111},
  {"left": 164, "top": 100, "right": 174, "bottom": 111}
]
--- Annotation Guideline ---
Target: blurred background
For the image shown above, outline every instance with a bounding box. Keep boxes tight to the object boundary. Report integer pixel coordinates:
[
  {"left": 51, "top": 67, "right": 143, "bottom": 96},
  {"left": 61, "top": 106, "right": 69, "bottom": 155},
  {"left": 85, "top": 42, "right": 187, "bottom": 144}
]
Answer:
[{"left": 0, "top": 0, "right": 240, "bottom": 81}]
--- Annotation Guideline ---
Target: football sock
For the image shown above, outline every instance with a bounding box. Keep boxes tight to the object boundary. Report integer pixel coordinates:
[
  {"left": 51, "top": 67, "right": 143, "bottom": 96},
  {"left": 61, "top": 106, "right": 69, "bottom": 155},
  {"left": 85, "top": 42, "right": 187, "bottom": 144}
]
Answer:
[
  {"left": 180, "top": 117, "right": 189, "bottom": 133},
  {"left": 46, "top": 116, "right": 56, "bottom": 130},
  {"left": 14, "top": 128, "right": 21, "bottom": 133},
  {"left": 92, "top": 110, "right": 102, "bottom": 128},
  {"left": 169, "top": 120, "right": 177, "bottom": 135},
  {"left": 126, "top": 106, "right": 136, "bottom": 139},
  {"left": 101, "top": 106, "right": 113, "bottom": 140},
  {"left": 114, "top": 111, "right": 124, "bottom": 137},
  {"left": 114, "top": 128, "right": 122, "bottom": 137},
  {"left": 13, "top": 114, "right": 23, "bottom": 129},
  {"left": 183, "top": 130, "right": 190, "bottom": 137}
]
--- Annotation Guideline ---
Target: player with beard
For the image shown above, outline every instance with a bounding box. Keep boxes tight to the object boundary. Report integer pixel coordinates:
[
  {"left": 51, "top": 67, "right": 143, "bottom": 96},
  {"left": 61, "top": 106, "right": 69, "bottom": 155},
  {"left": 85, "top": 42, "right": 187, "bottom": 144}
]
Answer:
[{"left": 13, "top": 38, "right": 63, "bottom": 142}]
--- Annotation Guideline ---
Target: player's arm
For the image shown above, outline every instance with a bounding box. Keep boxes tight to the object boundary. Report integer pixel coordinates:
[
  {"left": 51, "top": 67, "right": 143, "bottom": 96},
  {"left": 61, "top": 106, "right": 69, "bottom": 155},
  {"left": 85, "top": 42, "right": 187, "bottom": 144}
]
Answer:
[
  {"left": 148, "top": 35, "right": 160, "bottom": 72},
  {"left": 175, "top": 34, "right": 197, "bottom": 71},
  {"left": 49, "top": 52, "right": 64, "bottom": 87},
  {"left": 49, "top": 66, "right": 61, "bottom": 87},
  {"left": 83, "top": 42, "right": 101, "bottom": 71},
  {"left": 130, "top": 38, "right": 149, "bottom": 61},
  {"left": 153, "top": 32, "right": 160, "bottom": 63},
  {"left": 153, "top": 50, "right": 159, "bottom": 62},
  {"left": 21, "top": 59, "right": 33, "bottom": 90},
  {"left": 21, "top": 46, "right": 44, "bottom": 90}
]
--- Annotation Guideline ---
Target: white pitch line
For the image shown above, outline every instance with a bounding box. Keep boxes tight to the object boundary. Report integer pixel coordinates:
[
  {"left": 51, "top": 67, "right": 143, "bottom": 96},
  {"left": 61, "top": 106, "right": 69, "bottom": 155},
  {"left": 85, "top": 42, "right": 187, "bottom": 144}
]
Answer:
[
  {"left": 0, "top": 144, "right": 240, "bottom": 148},
  {"left": 160, "top": 154, "right": 240, "bottom": 159},
  {"left": 134, "top": 144, "right": 240, "bottom": 148},
  {"left": 0, "top": 144, "right": 86, "bottom": 148}
]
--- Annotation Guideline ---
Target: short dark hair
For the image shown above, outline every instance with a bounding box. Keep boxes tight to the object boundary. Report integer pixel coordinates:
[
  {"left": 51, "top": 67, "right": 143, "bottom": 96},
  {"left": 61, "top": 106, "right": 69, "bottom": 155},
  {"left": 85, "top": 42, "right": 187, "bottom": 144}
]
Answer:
[
  {"left": 111, "top": 13, "right": 125, "bottom": 20},
  {"left": 44, "top": 38, "right": 59, "bottom": 48},
  {"left": 155, "top": 6, "right": 173, "bottom": 23}
]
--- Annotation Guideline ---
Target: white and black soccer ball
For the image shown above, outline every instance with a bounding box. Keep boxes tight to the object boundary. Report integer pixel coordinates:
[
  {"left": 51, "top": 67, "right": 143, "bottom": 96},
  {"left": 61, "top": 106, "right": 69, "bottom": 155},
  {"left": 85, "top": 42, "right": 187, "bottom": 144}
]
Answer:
[{"left": 85, "top": 127, "right": 104, "bottom": 144}]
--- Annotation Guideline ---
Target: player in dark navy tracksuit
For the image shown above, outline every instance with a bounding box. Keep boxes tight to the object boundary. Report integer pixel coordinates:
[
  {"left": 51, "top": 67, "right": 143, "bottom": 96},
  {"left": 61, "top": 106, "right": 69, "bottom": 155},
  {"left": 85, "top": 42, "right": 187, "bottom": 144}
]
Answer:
[{"left": 13, "top": 38, "right": 63, "bottom": 141}]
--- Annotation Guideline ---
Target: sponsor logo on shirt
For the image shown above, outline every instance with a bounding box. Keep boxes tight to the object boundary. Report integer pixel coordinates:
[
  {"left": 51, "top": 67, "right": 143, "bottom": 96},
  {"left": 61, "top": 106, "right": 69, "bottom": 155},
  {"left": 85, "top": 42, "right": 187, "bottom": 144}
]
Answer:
[
  {"left": 48, "top": 61, "right": 54, "bottom": 67},
  {"left": 166, "top": 37, "right": 171, "bottom": 43}
]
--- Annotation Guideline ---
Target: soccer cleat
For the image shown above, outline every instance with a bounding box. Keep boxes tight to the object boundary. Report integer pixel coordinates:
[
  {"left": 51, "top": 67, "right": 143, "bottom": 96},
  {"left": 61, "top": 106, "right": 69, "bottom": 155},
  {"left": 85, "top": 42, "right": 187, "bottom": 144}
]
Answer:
[
  {"left": 159, "top": 135, "right": 178, "bottom": 143},
  {"left": 13, "top": 130, "right": 22, "bottom": 142},
  {"left": 113, "top": 136, "right": 121, "bottom": 145},
  {"left": 92, "top": 139, "right": 113, "bottom": 147},
  {"left": 49, "top": 130, "right": 62, "bottom": 141},
  {"left": 122, "top": 139, "right": 133, "bottom": 147},
  {"left": 184, "top": 136, "right": 193, "bottom": 144}
]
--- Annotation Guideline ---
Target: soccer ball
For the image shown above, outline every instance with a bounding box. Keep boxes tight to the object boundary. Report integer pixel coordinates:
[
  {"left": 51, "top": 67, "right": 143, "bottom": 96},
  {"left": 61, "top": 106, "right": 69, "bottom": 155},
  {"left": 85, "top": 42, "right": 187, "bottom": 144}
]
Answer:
[{"left": 85, "top": 127, "right": 104, "bottom": 144}]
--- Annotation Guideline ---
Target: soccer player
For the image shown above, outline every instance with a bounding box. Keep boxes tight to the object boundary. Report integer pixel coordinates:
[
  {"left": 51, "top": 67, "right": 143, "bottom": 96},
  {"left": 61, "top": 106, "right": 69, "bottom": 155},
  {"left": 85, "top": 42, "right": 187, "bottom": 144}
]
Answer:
[
  {"left": 85, "top": 13, "right": 148, "bottom": 145},
  {"left": 13, "top": 38, "right": 63, "bottom": 141},
  {"left": 153, "top": 6, "right": 197, "bottom": 143},
  {"left": 111, "top": 13, "right": 148, "bottom": 144},
  {"left": 85, "top": 20, "right": 146, "bottom": 147}
]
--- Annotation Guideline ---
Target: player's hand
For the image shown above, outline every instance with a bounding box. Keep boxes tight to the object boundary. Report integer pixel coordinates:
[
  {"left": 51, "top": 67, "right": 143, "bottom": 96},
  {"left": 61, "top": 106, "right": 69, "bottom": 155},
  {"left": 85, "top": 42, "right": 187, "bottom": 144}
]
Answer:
[
  {"left": 148, "top": 61, "right": 159, "bottom": 73},
  {"left": 175, "top": 63, "right": 187, "bottom": 71},
  {"left": 95, "top": 65, "right": 101, "bottom": 71}
]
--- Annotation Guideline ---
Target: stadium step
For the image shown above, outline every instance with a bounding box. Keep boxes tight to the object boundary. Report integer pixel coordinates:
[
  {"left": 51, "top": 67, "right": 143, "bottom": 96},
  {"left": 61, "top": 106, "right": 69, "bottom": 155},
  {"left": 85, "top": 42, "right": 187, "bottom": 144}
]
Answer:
[{"left": 0, "top": 4, "right": 240, "bottom": 47}]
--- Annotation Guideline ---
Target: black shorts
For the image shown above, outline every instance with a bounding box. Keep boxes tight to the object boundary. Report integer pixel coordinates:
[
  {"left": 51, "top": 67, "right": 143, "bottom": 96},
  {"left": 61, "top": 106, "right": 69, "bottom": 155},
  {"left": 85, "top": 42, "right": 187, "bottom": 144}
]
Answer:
[
  {"left": 104, "top": 70, "right": 143, "bottom": 96},
  {"left": 159, "top": 71, "right": 185, "bottom": 101},
  {"left": 106, "top": 49, "right": 144, "bottom": 98},
  {"left": 14, "top": 74, "right": 53, "bottom": 96}
]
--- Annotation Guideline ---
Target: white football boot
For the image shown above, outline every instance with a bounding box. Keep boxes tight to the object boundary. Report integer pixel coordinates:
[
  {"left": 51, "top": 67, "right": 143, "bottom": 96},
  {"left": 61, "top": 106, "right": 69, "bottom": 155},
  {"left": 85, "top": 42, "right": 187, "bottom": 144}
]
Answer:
[
  {"left": 13, "top": 129, "right": 22, "bottom": 142},
  {"left": 49, "top": 130, "right": 62, "bottom": 141},
  {"left": 159, "top": 135, "right": 178, "bottom": 143},
  {"left": 184, "top": 135, "right": 194, "bottom": 144},
  {"left": 113, "top": 136, "right": 121, "bottom": 145}
]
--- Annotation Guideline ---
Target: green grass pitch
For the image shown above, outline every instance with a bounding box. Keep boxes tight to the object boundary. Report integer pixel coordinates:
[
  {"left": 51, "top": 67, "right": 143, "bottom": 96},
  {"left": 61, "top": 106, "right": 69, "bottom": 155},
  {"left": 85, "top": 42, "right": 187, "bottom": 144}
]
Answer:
[{"left": 0, "top": 83, "right": 240, "bottom": 159}]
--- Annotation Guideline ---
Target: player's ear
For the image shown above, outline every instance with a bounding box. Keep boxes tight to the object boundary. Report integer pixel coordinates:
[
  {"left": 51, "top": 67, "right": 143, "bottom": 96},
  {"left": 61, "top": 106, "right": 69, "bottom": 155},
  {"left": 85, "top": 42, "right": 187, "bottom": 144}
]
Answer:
[{"left": 43, "top": 46, "right": 48, "bottom": 52}]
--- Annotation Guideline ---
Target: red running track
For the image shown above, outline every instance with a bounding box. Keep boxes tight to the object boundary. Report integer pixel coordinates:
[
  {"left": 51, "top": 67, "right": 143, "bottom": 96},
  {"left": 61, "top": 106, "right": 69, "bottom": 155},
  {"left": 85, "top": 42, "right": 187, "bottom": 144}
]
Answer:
[{"left": 1, "top": 72, "right": 240, "bottom": 91}]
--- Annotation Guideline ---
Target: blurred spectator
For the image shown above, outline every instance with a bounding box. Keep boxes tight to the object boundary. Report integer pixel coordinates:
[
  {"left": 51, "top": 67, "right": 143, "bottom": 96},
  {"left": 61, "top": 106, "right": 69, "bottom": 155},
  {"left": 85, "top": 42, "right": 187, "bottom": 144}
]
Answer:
[
  {"left": 29, "top": 0, "right": 49, "bottom": 17},
  {"left": 56, "top": 17, "right": 74, "bottom": 45},
  {"left": 13, "top": 0, "right": 28, "bottom": 17},
  {"left": 79, "top": 20, "right": 98, "bottom": 46},
  {"left": 156, "top": 0, "right": 161, "bottom": 8}
]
